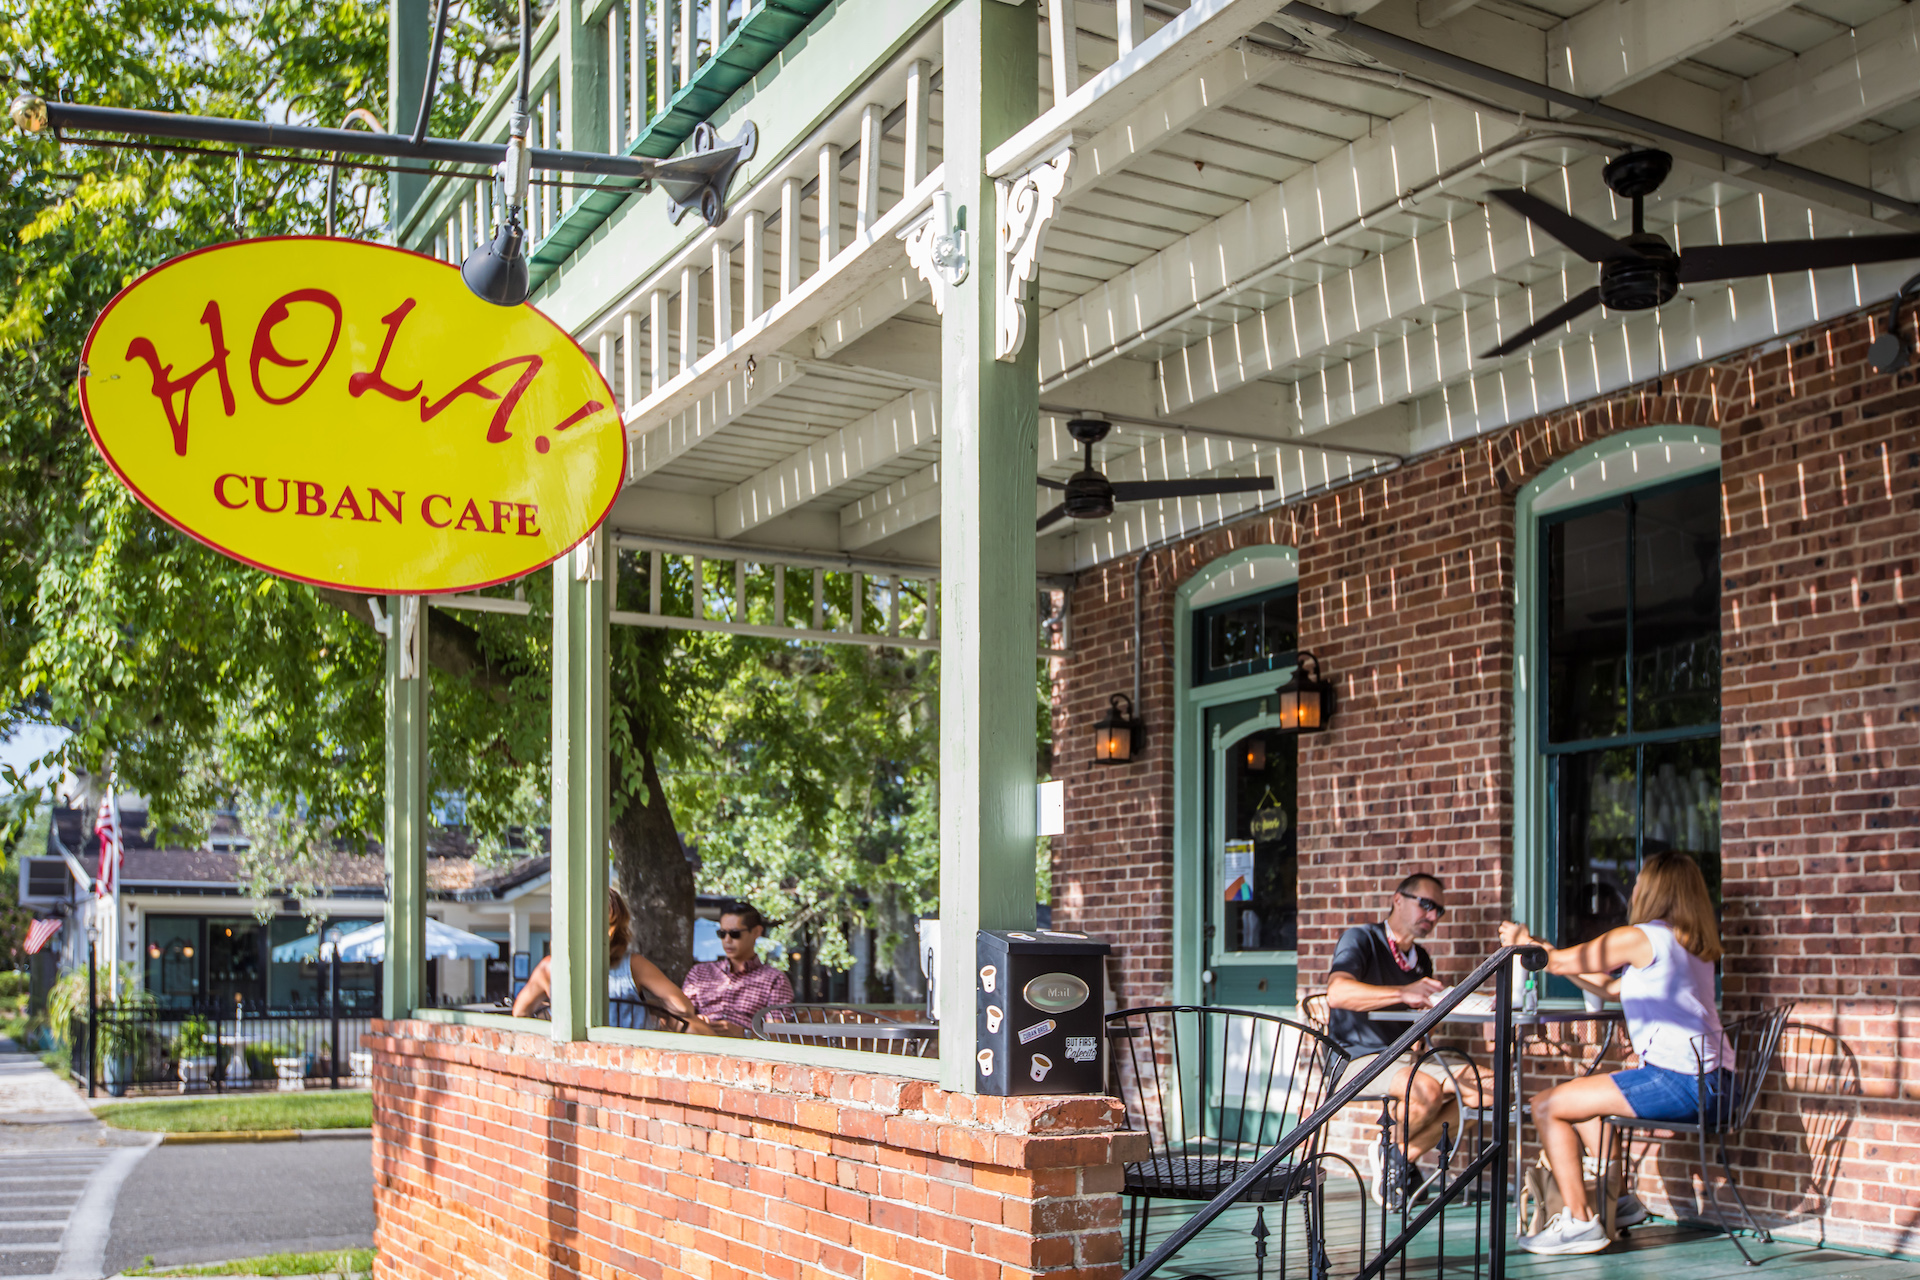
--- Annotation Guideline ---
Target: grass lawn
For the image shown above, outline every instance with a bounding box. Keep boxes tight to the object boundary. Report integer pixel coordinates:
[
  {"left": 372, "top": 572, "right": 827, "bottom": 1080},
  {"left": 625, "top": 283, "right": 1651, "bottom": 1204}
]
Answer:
[
  {"left": 127, "top": 1247, "right": 374, "bottom": 1276},
  {"left": 95, "top": 1089, "right": 372, "bottom": 1132}
]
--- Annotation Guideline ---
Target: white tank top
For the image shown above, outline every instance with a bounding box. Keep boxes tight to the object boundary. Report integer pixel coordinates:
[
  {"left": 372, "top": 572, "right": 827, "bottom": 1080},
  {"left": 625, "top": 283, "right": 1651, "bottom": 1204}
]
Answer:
[{"left": 1617, "top": 919, "right": 1727, "bottom": 1074}]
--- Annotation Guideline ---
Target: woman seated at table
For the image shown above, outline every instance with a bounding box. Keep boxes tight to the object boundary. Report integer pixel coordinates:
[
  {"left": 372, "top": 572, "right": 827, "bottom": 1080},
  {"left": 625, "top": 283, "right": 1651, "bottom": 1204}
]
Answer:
[
  {"left": 512, "top": 888, "right": 717, "bottom": 1033},
  {"left": 1498, "top": 850, "right": 1729, "bottom": 1256}
]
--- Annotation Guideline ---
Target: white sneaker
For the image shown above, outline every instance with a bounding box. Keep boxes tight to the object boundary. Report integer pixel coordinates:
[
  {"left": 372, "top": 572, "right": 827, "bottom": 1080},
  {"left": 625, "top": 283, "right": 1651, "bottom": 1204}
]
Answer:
[
  {"left": 1517, "top": 1210, "right": 1611, "bottom": 1256},
  {"left": 1367, "top": 1145, "right": 1390, "bottom": 1207},
  {"left": 1615, "top": 1191, "right": 1650, "bottom": 1228}
]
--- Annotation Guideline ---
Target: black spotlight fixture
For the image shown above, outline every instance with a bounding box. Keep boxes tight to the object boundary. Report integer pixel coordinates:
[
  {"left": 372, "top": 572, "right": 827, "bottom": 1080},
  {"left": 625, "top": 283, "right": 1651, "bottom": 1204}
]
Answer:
[
  {"left": 1274, "top": 652, "right": 1335, "bottom": 735},
  {"left": 462, "top": 0, "right": 534, "bottom": 306},
  {"left": 1092, "top": 693, "right": 1141, "bottom": 764},
  {"left": 1868, "top": 272, "right": 1920, "bottom": 375}
]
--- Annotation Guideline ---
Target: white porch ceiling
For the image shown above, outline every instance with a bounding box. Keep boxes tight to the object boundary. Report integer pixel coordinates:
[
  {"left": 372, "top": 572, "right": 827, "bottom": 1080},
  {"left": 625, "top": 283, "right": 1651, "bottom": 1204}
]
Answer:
[{"left": 599, "top": 0, "right": 1920, "bottom": 576}]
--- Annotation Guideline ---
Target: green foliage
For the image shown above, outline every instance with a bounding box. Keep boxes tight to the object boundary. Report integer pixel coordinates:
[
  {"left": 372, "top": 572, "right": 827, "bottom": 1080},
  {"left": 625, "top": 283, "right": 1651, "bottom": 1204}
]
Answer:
[
  {"left": 0, "top": 0, "right": 395, "bottom": 878},
  {"left": 173, "top": 1013, "right": 214, "bottom": 1059},
  {"left": 0, "top": 970, "right": 27, "bottom": 998}
]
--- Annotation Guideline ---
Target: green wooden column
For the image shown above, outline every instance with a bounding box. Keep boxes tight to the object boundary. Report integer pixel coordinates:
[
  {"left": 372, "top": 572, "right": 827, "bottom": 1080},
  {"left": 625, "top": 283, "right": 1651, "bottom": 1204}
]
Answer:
[
  {"left": 388, "top": 0, "right": 432, "bottom": 231},
  {"left": 384, "top": 596, "right": 429, "bottom": 1021},
  {"left": 549, "top": 535, "right": 611, "bottom": 1041},
  {"left": 559, "top": 0, "right": 610, "bottom": 156},
  {"left": 936, "top": 0, "right": 1040, "bottom": 1093}
]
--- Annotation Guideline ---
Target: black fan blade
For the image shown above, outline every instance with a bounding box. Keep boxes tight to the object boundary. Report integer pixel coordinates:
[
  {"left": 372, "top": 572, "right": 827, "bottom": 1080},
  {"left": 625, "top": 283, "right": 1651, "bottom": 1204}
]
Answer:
[
  {"left": 1489, "top": 189, "right": 1636, "bottom": 263},
  {"left": 1036, "top": 503, "right": 1068, "bottom": 532},
  {"left": 1479, "top": 286, "right": 1604, "bottom": 359},
  {"left": 1037, "top": 476, "right": 1067, "bottom": 491},
  {"left": 1678, "top": 233, "right": 1920, "bottom": 283},
  {"left": 1109, "top": 477, "right": 1276, "bottom": 502}
]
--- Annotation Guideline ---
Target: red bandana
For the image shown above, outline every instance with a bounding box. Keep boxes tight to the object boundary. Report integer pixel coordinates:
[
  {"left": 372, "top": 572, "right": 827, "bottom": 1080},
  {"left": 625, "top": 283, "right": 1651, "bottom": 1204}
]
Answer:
[{"left": 1385, "top": 928, "right": 1420, "bottom": 973}]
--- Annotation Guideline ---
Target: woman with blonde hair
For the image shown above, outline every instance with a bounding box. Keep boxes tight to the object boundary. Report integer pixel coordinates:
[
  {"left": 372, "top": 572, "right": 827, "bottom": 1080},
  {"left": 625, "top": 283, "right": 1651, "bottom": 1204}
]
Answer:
[
  {"left": 512, "top": 887, "right": 714, "bottom": 1033},
  {"left": 1498, "top": 851, "right": 1729, "bottom": 1255}
]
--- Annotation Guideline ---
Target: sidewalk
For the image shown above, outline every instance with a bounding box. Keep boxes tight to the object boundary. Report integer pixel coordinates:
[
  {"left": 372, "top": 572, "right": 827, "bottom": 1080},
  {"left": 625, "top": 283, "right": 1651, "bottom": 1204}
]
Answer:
[
  {"left": 0, "top": 1035, "right": 94, "bottom": 1127},
  {"left": 0, "top": 1036, "right": 157, "bottom": 1280}
]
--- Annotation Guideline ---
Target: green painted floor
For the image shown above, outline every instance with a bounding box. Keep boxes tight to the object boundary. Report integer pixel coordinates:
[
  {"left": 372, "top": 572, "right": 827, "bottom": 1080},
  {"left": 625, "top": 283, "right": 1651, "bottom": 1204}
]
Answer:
[{"left": 1125, "top": 1189, "right": 1914, "bottom": 1280}]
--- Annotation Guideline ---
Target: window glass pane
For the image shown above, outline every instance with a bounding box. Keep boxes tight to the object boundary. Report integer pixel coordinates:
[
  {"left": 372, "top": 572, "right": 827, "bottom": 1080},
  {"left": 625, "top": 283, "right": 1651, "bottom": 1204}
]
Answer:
[
  {"left": 1553, "top": 748, "right": 1637, "bottom": 947},
  {"left": 1222, "top": 729, "right": 1297, "bottom": 952},
  {"left": 207, "top": 917, "right": 267, "bottom": 1009},
  {"left": 1641, "top": 738, "right": 1722, "bottom": 907},
  {"left": 1197, "top": 587, "right": 1300, "bottom": 685},
  {"left": 145, "top": 916, "right": 200, "bottom": 1009},
  {"left": 1633, "top": 482, "right": 1720, "bottom": 731},
  {"left": 1262, "top": 592, "right": 1298, "bottom": 658},
  {"left": 1208, "top": 602, "right": 1259, "bottom": 671},
  {"left": 1547, "top": 507, "right": 1630, "bottom": 742}
]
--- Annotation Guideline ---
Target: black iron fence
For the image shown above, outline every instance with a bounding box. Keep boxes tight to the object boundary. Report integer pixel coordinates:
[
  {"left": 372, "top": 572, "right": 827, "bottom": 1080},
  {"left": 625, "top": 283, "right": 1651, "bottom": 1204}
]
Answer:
[
  {"left": 1120, "top": 944, "right": 1548, "bottom": 1280},
  {"left": 73, "top": 994, "right": 379, "bottom": 1098}
]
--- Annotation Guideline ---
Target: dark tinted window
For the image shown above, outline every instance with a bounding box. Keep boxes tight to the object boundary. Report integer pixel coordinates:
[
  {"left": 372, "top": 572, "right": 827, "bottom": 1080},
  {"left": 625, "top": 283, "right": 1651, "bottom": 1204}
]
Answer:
[{"left": 1196, "top": 586, "right": 1298, "bottom": 686}]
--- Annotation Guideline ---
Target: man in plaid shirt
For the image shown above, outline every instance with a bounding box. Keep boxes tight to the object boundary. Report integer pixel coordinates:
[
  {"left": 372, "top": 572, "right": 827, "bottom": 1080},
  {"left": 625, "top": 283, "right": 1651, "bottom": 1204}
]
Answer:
[{"left": 683, "top": 902, "right": 794, "bottom": 1034}]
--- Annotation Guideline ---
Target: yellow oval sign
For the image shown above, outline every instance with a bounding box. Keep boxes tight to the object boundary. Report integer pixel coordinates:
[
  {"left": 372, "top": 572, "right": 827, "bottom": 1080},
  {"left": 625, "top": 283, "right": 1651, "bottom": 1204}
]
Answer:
[{"left": 80, "top": 236, "right": 624, "bottom": 594}]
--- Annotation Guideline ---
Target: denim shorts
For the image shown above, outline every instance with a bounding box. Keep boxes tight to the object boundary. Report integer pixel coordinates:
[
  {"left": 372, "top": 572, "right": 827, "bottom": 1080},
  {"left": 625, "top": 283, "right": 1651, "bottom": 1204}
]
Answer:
[{"left": 1614, "top": 1063, "right": 1735, "bottom": 1124}]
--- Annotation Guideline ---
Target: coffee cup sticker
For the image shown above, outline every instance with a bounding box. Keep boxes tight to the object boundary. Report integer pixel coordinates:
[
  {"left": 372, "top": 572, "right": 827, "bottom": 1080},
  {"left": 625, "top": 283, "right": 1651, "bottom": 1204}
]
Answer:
[
  {"left": 980, "top": 964, "right": 997, "bottom": 993},
  {"left": 1018, "top": 1018, "right": 1056, "bottom": 1045},
  {"left": 986, "top": 1005, "right": 1003, "bottom": 1033},
  {"left": 1029, "top": 1054, "right": 1053, "bottom": 1083},
  {"left": 977, "top": 1049, "right": 994, "bottom": 1077}
]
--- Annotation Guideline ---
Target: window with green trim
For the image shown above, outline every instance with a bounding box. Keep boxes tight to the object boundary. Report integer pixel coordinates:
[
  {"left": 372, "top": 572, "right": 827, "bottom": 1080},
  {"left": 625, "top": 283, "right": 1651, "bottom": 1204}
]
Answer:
[
  {"left": 1194, "top": 585, "right": 1298, "bottom": 686},
  {"left": 1540, "top": 472, "right": 1721, "bottom": 949}
]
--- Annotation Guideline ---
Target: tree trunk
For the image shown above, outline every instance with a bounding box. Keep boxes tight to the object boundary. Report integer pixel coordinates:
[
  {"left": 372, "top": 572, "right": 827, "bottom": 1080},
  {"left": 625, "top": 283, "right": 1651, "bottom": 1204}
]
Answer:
[{"left": 610, "top": 705, "right": 696, "bottom": 983}]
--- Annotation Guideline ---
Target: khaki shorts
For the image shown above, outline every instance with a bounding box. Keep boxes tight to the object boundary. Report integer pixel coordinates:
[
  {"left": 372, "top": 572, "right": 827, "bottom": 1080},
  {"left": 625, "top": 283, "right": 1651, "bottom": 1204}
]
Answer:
[{"left": 1341, "top": 1049, "right": 1481, "bottom": 1094}]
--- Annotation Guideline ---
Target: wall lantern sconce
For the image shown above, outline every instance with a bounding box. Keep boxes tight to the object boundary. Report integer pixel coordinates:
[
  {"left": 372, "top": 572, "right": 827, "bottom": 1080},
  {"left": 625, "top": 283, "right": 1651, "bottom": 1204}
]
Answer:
[
  {"left": 1244, "top": 735, "right": 1267, "bottom": 772},
  {"left": 1093, "top": 693, "right": 1142, "bottom": 764},
  {"left": 1275, "top": 652, "right": 1336, "bottom": 735}
]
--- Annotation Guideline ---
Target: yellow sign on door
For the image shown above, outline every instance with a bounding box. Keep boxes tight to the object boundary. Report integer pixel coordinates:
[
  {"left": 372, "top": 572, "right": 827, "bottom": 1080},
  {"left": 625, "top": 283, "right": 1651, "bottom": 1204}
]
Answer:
[{"left": 80, "top": 236, "right": 625, "bottom": 594}]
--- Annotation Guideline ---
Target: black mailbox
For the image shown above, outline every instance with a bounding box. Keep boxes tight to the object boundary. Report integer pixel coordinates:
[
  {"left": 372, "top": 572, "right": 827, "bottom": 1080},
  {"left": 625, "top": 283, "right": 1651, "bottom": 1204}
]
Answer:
[{"left": 975, "top": 929, "right": 1110, "bottom": 1096}]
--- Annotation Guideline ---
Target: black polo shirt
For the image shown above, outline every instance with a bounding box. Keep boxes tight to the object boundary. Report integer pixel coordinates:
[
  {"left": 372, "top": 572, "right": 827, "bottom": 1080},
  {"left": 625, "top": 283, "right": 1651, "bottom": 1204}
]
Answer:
[{"left": 1327, "top": 922, "right": 1433, "bottom": 1053}]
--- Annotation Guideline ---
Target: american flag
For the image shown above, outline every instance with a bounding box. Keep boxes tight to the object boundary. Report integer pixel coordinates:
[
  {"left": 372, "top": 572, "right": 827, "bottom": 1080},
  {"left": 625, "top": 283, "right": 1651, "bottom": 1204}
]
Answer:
[
  {"left": 24, "top": 917, "right": 61, "bottom": 954},
  {"left": 94, "top": 791, "right": 122, "bottom": 899}
]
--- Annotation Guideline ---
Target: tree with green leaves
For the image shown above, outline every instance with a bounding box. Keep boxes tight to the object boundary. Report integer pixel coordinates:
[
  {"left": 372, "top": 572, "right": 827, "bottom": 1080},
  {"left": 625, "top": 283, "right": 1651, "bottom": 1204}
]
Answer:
[{"left": 1, "top": 0, "right": 1039, "bottom": 997}]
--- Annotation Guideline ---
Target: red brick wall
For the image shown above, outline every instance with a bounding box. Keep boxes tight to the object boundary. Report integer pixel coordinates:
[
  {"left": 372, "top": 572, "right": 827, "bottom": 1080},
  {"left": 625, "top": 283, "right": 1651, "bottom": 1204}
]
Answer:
[
  {"left": 1051, "top": 302, "right": 1920, "bottom": 1253},
  {"left": 369, "top": 1019, "right": 1144, "bottom": 1280}
]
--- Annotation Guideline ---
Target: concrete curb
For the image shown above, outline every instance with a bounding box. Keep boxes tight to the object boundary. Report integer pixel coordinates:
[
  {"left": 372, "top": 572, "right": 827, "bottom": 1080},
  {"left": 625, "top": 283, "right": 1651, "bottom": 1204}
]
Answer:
[{"left": 155, "top": 1126, "right": 373, "bottom": 1145}]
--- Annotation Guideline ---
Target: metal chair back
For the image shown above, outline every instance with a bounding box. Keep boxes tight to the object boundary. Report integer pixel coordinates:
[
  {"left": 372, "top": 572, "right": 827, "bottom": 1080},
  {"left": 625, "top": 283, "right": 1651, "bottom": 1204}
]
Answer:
[
  {"left": 1104, "top": 1005, "right": 1348, "bottom": 1201},
  {"left": 1713, "top": 1003, "right": 1793, "bottom": 1132}
]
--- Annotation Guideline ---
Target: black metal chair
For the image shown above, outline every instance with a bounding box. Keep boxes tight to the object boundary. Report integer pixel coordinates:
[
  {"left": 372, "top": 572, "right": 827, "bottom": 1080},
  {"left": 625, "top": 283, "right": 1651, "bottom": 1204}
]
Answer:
[
  {"left": 1105, "top": 1005, "right": 1349, "bottom": 1276},
  {"left": 751, "top": 1003, "right": 937, "bottom": 1057},
  {"left": 1598, "top": 1003, "right": 1793, "bottom": 1264}
]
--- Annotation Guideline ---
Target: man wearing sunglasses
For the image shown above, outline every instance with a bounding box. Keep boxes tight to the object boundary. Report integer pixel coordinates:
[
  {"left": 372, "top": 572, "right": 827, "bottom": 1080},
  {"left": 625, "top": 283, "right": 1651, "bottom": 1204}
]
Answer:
[
  {"left": 1327, "top": 874, "right": 1486, "bottom": 1208},
  {"left": 682, "top": 901, "right": 794, "bottom": 1035}
]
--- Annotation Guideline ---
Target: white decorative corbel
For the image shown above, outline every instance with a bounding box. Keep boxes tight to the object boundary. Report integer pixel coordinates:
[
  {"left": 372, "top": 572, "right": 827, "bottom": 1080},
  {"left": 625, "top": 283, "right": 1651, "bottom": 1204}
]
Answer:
[
  {"left": 573, "top": 528, "right": 602, "bottom": 581},
  {"left": 899, "top": 189, "right": 969, "bottom": 315},
  {"left": 996, "top": 144, "right": 1075, "bottom": 362},
  {"left": 397, "top": 595, "right": 422, "bottom": 679}
]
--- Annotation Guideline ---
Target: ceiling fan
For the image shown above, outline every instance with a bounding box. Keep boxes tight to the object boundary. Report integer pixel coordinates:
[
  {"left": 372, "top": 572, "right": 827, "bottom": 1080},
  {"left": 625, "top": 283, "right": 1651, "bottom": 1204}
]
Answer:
[
  {"left": 1037, "top": 418, "right": 1274, "bottom": 532},
  {"left": 1481, "top": 149, "right": 1920, "bottom": 359}
]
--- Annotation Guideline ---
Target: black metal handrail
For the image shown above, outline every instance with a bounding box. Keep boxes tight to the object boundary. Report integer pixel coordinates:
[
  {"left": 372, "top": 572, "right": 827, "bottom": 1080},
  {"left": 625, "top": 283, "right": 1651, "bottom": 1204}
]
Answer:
[{"left": 1122, "top": 944, "right": 1547, "bottom": 1280}]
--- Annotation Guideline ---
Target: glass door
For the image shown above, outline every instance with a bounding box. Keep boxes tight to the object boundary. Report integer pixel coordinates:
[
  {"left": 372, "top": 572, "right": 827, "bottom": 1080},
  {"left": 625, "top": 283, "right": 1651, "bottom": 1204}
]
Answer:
[{"left": 1202, "top": 700, "right": 1297, "bottom": 1008}]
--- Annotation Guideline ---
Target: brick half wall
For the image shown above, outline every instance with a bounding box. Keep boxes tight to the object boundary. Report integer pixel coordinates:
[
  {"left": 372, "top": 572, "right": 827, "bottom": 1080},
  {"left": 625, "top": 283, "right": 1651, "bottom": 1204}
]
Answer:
[{"left": 369, "top": 1020, "right": 1145, "bottom": 1280}]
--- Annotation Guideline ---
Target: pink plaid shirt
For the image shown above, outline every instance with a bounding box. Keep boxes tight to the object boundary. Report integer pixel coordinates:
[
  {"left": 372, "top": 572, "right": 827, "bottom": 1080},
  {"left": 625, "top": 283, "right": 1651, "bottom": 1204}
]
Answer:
[{"left": 683, "top": 956, "right": 794, "bottom": 1028}]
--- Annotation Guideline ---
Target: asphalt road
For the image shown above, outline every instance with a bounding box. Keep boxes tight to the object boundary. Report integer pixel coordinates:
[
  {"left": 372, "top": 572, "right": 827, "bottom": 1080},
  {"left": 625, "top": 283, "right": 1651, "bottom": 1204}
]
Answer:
[{"left": 101, "top": 1137, "right": 375, "bottom": 1277}]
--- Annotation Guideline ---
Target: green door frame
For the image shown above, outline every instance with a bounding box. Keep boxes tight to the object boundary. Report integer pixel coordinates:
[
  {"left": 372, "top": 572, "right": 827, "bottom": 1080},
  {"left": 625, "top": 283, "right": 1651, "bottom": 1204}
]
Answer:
[
  {"left": 1511, "top": 426, "right": 1721, "bottom": 941},
  {"left": 1171, "top": 544, "right": 1299, "bottom": 1011}
]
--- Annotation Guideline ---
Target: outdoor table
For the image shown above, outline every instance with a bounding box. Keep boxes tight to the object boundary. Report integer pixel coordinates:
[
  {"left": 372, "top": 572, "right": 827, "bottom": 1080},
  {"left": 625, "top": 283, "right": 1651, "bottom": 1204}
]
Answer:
[
  {"left": 752, "top": 1021, "right": 938, "bottom": 1057},
  {"left": 1372, "top": 1005, "right": 1626, "bottom": 1232}
]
